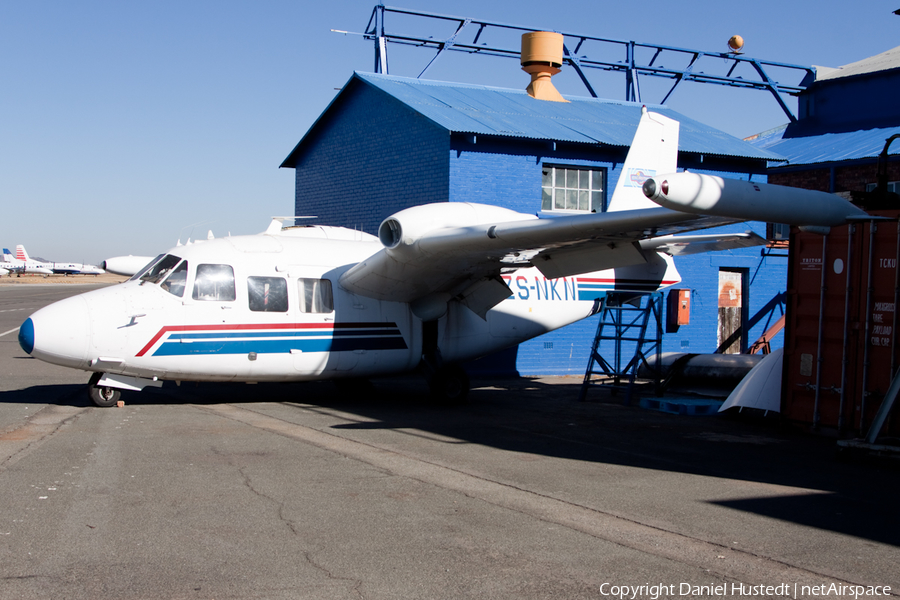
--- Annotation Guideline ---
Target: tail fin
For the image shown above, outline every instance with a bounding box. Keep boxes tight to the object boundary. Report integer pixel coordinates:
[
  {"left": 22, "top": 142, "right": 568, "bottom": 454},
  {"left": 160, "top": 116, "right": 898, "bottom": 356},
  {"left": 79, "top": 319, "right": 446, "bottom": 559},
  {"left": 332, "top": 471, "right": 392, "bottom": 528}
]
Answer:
[
  {"left": 2, "top": 249, "right": 11, "bottom": 261},
  {"left": 606, "top": 107, "right": 680, "bottom": 212},
  {"left": 16, "top": 245, "right": 29, "bottom": 261}
]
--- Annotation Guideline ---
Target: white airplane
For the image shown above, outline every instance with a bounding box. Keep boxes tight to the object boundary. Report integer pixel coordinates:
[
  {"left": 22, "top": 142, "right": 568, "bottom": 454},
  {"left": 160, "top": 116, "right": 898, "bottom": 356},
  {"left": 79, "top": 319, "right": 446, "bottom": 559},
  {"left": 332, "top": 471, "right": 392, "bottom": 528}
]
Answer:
[
  {"left": 49, "top": 262, "right": 105, "bottom": 276},
  {"left": 0, "top": 251, "right": 14, "bottom": 276},
  {"left": 12, "top": 245, "right": 105, "bottom": 275},
  {"left": 2, "top": 247, "right": 53, "bottom": 275},
  {"left": 17, "top": 110, "right": 867, "bottom": 407}
]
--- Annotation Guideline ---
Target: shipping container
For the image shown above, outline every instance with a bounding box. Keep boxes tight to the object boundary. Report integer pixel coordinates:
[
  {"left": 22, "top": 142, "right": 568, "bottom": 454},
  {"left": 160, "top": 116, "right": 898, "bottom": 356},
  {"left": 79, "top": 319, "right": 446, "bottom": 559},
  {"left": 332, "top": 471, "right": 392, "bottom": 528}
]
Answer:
[{"left": 783, "top": 211, "right": 900, "bottom": 436}]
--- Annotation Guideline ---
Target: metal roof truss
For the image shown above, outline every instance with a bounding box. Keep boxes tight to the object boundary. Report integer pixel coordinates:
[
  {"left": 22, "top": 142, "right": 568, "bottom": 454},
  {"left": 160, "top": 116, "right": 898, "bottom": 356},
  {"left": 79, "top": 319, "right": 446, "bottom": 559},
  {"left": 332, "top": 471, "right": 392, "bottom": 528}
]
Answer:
[{"left": 342, "top": 5, "right": 814, "bottom": 123}]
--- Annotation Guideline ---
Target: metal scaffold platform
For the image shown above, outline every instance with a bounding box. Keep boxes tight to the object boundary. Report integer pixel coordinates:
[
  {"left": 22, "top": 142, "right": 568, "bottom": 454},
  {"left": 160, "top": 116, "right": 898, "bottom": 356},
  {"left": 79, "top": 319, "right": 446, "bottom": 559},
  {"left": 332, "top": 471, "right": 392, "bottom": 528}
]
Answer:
[{"left": 579, "top": 292, "right": 663, "bottom": 403}]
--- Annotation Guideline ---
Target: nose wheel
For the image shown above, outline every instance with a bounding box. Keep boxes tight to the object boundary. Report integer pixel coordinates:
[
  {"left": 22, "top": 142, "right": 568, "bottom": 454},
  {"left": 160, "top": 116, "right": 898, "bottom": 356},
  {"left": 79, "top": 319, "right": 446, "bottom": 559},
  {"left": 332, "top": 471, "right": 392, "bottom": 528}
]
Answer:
[{"left": 88, "top": 373, "right": 121, "bottom": 408}]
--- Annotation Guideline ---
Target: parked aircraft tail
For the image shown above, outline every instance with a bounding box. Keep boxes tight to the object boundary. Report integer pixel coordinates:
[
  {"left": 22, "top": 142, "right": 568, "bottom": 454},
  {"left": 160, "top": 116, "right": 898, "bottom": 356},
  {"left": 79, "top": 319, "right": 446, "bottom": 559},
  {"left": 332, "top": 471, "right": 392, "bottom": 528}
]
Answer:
[
  {"left": 16, "top": 245, "right": 29, "bottom": 261},
  {"left": 606, "top": 107, "right": 679, "bottom": 213}
]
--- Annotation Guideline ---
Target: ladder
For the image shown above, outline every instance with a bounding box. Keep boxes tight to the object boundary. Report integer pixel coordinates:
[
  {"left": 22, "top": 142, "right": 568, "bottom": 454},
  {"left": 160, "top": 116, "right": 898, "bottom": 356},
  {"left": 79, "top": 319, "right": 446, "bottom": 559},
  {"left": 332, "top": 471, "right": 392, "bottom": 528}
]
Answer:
[{"left": 578, "top": 292, "right": 663, "bottom": 402}]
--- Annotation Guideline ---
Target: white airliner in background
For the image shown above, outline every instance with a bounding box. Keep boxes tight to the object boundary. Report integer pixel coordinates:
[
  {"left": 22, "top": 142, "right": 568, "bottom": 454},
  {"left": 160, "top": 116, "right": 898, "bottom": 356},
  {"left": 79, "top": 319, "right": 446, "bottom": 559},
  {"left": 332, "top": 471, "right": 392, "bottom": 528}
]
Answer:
[
  {"left": 3, "top": 246, "right": 104, "bottom": 276},
  {"left": 19, "top": 245, "right": 104, "bottom": 275},
  {"left": 17, "top": 110, "right": 868, "bottom": 406},
  {"left": 2, "top": 248, "right": 53, "bottom": 275}
]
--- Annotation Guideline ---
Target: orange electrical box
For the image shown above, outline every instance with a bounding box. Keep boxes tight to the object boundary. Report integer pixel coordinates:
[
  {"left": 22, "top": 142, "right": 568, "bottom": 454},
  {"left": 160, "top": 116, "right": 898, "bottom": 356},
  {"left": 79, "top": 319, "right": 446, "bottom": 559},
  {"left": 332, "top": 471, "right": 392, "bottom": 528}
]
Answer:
[{"left": 666, "top": 288, "right": 691, "bottom": 333}]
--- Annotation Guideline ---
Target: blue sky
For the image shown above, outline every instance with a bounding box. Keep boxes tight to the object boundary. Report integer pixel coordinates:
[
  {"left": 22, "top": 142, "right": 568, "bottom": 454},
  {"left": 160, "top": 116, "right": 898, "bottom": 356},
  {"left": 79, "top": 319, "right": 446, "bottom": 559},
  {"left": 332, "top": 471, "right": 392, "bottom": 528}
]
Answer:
[{"left": 2, "top": 0, "right": 897, "bottom": 263}]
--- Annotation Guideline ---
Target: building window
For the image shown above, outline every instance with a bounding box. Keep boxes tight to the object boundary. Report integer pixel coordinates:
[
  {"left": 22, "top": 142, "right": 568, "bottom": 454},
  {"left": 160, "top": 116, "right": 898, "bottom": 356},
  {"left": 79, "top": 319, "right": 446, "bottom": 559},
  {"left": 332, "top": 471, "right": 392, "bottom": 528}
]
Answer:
[
  {"left": 248, "top": 277, "right": 288, "bottom": 312},
  {"left": 866, "top": 181, "right": 900, "bottom": 194},
  {"left": 542, "top": 166, "right": 605, "bottom": 212},
  {"left": 767, "top": 222, "right": 791, "bottom": 243}
]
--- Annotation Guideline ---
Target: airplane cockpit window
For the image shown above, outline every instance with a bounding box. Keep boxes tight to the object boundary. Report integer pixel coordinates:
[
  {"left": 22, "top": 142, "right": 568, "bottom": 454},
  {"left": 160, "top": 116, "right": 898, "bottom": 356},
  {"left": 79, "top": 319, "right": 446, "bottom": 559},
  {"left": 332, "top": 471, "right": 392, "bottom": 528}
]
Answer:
[
  {"left": 159, "top": 260, "right": 188, "bottom": 298},
  {"left": 298, "top": 278, "right": 333, "bottom": 313},
  {"left": 129, "top": 254, "right": 166, "bottom": 281},
  {"left": 248, "top": 277, "right": 288, "bottom": 312},
  {"left": 192, "top": 264, "right": 236, "bottom": 301},
  {"left": 139, "top": 254, "right": 182, "bottom": 285}
]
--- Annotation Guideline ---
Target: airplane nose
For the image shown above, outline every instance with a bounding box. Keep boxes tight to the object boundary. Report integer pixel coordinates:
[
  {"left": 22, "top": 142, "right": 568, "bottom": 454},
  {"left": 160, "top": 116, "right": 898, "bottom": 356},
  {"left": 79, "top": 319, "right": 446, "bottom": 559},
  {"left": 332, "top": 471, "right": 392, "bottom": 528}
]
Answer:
[
  {"left": 23, "top": 295, "right": 91, "bottom": 368},
  {"left": 18, "top": 318, "right": 34, "bottom": 354}
]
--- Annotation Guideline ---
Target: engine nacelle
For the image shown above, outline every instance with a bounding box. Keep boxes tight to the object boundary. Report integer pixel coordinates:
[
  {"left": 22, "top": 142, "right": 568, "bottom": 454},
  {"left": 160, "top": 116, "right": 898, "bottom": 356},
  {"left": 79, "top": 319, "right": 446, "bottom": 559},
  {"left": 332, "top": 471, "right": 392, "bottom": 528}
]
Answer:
[
  {"left": 102, "top": 255, "right": 156, "bottom": 277},
  {"left": 340, "top": 202, "right": 535, "bottom": 304},
  {"left": 378, "top": 203, "right": 535, "bottom": 253}
]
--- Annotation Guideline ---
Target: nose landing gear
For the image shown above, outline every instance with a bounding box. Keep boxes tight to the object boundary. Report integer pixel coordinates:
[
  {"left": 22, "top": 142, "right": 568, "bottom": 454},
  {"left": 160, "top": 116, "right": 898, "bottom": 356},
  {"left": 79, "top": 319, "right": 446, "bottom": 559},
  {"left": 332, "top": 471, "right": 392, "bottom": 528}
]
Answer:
[{"left": 88, "top": 372, "right": 121, "bottom": 407}]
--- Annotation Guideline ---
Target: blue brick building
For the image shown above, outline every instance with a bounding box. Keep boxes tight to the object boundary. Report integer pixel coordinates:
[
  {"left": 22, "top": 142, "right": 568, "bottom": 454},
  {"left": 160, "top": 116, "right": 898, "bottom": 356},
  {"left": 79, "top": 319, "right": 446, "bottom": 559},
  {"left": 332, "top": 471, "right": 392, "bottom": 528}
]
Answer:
[{"left": 281, "top": 72, "right": 788, "bottom": 375}]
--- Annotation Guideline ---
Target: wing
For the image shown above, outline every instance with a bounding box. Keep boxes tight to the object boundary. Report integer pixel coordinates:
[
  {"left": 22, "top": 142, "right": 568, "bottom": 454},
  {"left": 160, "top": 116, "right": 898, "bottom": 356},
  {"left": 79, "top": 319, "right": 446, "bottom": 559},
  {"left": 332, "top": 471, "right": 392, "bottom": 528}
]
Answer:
[
  {"left": 338, "top": 108, "right": 761, "bottom": 318},
  {"left": 639, "top": 231, "right": 767, "bottom": 256},
  {"left": 338, "top": 201, "right": 745, "bottom": 315}
]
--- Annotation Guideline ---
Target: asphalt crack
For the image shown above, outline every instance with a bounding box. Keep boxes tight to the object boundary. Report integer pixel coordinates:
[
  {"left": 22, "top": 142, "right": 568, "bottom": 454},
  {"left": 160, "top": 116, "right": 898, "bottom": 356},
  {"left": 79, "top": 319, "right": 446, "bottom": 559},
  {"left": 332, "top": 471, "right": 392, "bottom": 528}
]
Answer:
[
  {"left": 211, "top": 447, "right": 367, "bottom": 599},
  {"left": 199, "top": 402, "right": 886, "bottom": 596},
  {"left": 0, "top": 405, "right": 87, "bottom": 470}
]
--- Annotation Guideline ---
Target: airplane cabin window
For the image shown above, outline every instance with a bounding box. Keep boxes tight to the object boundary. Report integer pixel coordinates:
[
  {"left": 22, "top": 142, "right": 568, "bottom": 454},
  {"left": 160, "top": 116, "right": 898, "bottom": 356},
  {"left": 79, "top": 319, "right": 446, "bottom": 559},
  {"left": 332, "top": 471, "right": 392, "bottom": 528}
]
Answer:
[
  {"left": 298, "top": 278, "right": 333, "bottom": 313},
  {"left": 140, "top": 254, "right": 183, "bottom": 285},
  {"left": 192, "top": 264, "right": 236, "bottom": 301},
  {"left": 129, "top": 254, "right": 166, "bottom": 281},
  {"left": 160, "top": 261, "right": 188, "bottom": 298},
  {"left": 248, "top": 276, "right": 288, "bottom": 312}
]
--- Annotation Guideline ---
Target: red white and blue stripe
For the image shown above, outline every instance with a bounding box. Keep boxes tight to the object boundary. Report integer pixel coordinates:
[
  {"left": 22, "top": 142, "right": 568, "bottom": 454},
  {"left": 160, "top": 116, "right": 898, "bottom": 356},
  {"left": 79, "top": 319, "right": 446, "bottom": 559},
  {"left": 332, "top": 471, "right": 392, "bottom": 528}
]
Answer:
[
  {"left": 575, "top": 276, "right": 679, "bottom": 300},
  {"left": 137, "top": 322, "right": 407, "bottom": 357}
]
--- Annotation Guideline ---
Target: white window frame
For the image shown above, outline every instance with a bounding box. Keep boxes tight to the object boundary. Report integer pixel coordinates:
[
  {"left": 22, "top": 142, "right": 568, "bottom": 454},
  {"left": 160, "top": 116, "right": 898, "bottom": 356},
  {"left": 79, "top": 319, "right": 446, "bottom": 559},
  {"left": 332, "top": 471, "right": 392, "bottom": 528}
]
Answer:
[{"left": 542, "top": 165, "right": 606, "bottom": 213}]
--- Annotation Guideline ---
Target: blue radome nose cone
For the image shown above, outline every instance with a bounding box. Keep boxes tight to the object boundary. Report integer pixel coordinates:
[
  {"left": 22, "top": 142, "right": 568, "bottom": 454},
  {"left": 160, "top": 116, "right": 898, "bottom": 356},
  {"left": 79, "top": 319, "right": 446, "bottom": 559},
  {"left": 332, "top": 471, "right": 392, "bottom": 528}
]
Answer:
[{"left": 19, "top": 318, "right": 34, "bottom": 355}]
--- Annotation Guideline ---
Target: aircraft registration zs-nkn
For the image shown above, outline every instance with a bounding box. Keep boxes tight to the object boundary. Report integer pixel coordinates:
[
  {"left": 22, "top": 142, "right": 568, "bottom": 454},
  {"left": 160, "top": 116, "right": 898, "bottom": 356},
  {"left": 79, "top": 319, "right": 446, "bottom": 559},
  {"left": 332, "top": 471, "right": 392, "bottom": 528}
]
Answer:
[{"left": 18, "top": 110, "right": 867, "bottom": 406}]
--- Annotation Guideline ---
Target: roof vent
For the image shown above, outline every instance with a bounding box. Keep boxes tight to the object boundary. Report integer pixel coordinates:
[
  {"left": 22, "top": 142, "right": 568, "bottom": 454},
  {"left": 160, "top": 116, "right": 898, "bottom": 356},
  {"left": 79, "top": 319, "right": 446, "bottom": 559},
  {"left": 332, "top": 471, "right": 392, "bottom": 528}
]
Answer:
[{"left": 521, "top": 32, "right": 568, "bottom": 103}]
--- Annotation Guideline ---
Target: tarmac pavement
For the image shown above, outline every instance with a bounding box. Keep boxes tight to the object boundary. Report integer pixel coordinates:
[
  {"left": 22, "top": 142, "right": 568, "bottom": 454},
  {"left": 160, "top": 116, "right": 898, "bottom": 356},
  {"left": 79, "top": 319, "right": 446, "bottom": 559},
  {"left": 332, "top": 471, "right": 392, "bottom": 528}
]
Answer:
[{"left": 0, "top": 283, "right": 898, "bottom": 599}]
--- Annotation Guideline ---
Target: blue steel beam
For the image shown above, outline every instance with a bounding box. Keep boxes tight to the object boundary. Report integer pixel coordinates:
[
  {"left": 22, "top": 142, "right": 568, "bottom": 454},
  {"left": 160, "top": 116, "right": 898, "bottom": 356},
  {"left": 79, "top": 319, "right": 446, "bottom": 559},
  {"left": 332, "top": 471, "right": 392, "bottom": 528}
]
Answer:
[
  {"left": 347, "top": 5, "right": 814, "bottom": 121},
  {"left": 418, "top": 18, "right": 472, "bottom": 78},
  {"left": 363, "top": 4, "right": 388, "bottom": 73},
  {"left": 563, "top": 43, "right": 599, "bottom": 99}
]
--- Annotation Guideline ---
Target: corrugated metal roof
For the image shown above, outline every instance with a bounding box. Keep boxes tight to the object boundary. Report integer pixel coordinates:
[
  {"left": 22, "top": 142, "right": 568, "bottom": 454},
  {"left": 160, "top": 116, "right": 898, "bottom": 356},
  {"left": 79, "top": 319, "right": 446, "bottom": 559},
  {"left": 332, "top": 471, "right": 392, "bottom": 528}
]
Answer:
[
  {"left": 281, "top": 72, "right": 782, "bottom": 167},
  {"left": 815, "top": 45, "right": 900, "bottom": 81},
  {"left": 748, "top": 124, "right": 900, "bottom": 165},
  {"left": 354, "top": 72, "right": 781, "bottom": 161}
]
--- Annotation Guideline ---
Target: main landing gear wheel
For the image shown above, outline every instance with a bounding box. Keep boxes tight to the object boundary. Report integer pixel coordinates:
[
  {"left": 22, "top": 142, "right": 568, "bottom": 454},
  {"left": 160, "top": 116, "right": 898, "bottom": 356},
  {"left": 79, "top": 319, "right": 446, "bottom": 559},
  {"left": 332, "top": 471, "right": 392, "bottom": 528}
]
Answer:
[
  {"left": 428, "top": 364, "right": 470, "bottom": 405},
  {"left": 88, "top": 373, "right": 121, "bottom": 408}
]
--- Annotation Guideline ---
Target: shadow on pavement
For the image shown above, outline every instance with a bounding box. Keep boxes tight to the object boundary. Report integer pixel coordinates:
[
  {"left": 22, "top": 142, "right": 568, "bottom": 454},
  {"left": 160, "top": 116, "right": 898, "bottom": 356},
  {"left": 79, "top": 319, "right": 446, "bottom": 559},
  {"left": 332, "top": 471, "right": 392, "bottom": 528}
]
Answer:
[{"left": 2, "top": 374, "right": 898, "bottom": 546}]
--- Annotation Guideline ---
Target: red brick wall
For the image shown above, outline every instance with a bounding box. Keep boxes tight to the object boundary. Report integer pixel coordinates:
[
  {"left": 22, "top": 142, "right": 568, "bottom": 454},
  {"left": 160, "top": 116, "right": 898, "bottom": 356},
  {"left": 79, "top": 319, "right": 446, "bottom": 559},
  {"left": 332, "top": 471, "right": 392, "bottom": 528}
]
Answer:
[{"left": 770, "top": 162, "right": 900, "bottom": 193}]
